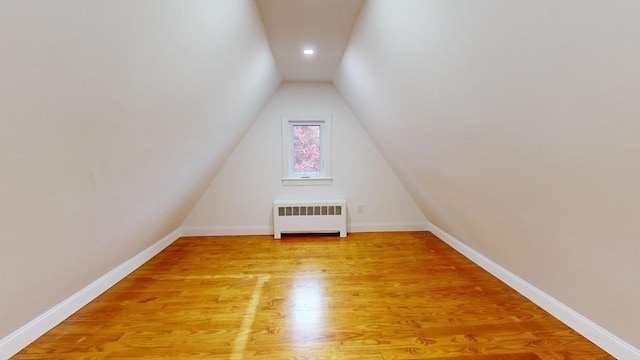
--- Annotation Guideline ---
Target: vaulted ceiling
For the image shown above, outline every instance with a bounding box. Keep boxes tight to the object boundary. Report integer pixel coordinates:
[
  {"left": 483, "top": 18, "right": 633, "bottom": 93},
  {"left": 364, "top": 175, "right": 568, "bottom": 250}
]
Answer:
[{"left": 256, "top": 0, "right": 363, "bottom": 81}]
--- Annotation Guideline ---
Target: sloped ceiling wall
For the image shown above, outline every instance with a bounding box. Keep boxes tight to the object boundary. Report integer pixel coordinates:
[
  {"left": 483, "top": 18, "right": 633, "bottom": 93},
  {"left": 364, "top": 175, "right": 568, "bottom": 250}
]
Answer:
[
  {"left": 335, "top": 0, "right": 640, "bottom": 348},
  {"left": 0, "top": 0, "right": 279, "bottom": 338}
]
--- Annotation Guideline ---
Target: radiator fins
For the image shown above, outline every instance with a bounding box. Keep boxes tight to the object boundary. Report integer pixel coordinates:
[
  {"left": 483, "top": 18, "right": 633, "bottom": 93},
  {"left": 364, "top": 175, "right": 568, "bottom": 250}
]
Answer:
[{"left": 278, "top": 205, "right": 342, "bottom": 216}]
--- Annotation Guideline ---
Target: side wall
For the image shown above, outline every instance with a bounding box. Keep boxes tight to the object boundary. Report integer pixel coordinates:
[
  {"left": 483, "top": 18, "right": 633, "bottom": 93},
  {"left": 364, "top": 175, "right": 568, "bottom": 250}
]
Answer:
[
  {"left": 184, "top": 82, "right": 427, "bottom": 234},
  {"left": 0, "top": 0, "right": 280, "bottom": 339},
  {"left": 335, "top": 0, "right": 640, "bottom": 350}
]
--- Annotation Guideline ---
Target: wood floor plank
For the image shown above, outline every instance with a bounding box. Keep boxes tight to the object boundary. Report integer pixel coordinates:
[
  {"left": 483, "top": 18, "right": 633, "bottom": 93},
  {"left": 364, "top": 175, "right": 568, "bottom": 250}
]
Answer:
[{"left": 12, "top": 232, "right": 613, "bottom": 359}]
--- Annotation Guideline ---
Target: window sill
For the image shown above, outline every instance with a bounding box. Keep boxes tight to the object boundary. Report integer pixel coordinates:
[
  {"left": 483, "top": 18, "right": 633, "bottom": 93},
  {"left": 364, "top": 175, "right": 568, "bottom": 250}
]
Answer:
[{"left": 281, "top": 177, "right": 333, "bottom": 186}]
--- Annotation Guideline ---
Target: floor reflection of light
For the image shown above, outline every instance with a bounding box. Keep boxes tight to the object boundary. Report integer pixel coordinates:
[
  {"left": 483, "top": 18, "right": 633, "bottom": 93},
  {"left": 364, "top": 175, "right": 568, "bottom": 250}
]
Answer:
[{"left": 290, "top": 274, "right": 325, "bottom": 346}]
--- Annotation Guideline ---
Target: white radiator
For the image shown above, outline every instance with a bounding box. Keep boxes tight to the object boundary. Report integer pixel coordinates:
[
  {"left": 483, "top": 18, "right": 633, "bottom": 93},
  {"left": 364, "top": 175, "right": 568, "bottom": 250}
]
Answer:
[{"left": 273, "top": 200, "right": 347, "bottom": 239}]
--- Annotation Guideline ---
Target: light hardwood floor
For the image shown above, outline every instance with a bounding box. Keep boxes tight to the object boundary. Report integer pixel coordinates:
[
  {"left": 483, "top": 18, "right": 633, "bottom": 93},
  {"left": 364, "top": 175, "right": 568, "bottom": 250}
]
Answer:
[{"left": 13, "top": 232, "right": 613, "bottom": 359}]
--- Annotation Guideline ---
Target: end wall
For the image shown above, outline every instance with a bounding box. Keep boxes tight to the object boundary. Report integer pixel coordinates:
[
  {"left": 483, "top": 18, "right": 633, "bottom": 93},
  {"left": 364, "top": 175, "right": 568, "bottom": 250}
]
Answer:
[{"left": 183, "top": 82, "right": 427, "bottom": 234}]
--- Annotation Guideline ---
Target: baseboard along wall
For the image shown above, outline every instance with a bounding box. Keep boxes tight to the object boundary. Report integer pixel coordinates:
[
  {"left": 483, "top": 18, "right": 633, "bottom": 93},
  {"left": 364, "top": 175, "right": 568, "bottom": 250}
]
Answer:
[
  {"left": 181, "top": 225, "right": 272, "bottom": 237},
  {"left": 0, "top": 227, "right": 183, "bottom": 360},
  {"left": 349, "top": 221, "right": 430, "bottom": 233},
  {"left": 181, "top": 221, "right": 430, "bottom": 237},
  {"left": 428, "top": 223, "right": 640, "bottom": 360}
]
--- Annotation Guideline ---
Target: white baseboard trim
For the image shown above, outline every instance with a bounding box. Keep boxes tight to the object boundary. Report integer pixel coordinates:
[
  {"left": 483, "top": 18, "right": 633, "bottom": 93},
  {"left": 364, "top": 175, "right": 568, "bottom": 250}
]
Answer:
[
  {"left": 182, "top": 222, "right": 431, "bottom": 237},
  {"left": 181, "top": 225, "right": 272, "bottom": 237},
  {"left": 428, "top": 224, "right": 640, "bottom": 360},
  {"left": 349, "top": 221, "right": 430, "bottom": 233},
  {"left": 0, "top": 227, "right": 183, "bottom": 360}
]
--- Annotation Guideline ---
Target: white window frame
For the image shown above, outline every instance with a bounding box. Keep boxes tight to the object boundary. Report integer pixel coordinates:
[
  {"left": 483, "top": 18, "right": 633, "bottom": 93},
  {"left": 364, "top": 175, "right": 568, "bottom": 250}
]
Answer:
[{"left": 281, "top": 114, "right": 332, "bottom": 186}]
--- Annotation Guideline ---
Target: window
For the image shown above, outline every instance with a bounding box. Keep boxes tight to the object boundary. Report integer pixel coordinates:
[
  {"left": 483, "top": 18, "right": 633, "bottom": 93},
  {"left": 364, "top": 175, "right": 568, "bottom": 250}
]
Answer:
[{"left": 282, "top": 115, "right": 332, "bottom": 185}]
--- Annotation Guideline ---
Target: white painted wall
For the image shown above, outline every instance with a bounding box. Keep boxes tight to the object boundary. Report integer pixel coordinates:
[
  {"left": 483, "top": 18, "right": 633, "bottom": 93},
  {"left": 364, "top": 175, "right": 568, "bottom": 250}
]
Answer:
[
  {"left": 184, "top": 82, "right": 427, "bottom": 234},
  {"left": 0, "top": 0, "right": 279, "bottom": 339},
  {"left": 335, "top": 0, "right": 640, "bottom": 349}
]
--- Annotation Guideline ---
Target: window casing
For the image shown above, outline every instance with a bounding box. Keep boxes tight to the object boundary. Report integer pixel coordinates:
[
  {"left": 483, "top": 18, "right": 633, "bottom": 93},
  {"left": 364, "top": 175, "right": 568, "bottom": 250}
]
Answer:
[{"left": 281, "top": 115, "right": 332, "bottom": 186}]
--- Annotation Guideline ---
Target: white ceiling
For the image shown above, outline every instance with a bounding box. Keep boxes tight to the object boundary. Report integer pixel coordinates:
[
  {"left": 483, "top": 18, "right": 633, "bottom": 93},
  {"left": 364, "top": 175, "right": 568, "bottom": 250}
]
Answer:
[{"left": 255, "top": 0, "right": 364, "bottom": 81}]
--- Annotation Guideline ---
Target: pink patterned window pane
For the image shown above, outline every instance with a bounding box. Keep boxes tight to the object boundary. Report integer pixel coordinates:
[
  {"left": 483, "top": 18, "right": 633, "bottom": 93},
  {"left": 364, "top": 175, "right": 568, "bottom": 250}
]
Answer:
[{"left": 293, "top": 125, "right": 321, "bottom": 173}]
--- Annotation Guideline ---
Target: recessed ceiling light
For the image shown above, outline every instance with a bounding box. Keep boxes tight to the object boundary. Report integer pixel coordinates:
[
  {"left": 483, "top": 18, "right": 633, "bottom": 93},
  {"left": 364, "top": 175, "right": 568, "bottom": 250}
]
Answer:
[{"left": 303, "top": 49, "right": 314, "bottom": 55}]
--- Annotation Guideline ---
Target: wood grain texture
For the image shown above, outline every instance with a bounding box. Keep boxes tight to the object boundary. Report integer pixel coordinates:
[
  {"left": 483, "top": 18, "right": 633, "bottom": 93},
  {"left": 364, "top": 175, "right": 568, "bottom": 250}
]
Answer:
[{"left": 12, "top": 232, "right": 613, "bottom": 359}]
